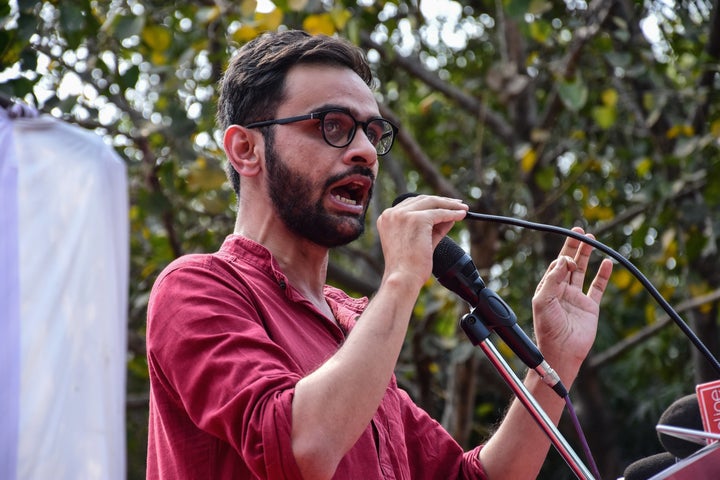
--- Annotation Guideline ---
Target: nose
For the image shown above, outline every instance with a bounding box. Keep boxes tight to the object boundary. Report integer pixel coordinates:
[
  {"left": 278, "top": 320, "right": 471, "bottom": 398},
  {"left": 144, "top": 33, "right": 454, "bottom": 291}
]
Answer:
[{"left": 344, "top": 128, "right": 378, "bottom": 168}]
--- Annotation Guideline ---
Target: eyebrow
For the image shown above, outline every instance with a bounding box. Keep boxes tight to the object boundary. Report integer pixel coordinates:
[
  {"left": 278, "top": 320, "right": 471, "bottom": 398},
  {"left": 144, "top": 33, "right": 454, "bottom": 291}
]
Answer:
[
  {"left": 311, "top": 104, "right": 382, "bottom": 121},
  {"left": 308, "top": 104, "right": 351, "bottom": 115}
]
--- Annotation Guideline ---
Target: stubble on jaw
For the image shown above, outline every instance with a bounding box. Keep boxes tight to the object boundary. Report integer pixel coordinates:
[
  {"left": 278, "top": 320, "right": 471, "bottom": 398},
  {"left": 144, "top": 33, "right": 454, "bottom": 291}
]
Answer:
[{"left": 264, "top": 134, "right": 375, "bottom": 248}]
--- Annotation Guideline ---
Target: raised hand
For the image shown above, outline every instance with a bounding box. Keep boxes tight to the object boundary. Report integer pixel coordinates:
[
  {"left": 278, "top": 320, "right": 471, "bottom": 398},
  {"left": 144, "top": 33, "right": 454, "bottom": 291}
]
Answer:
[{"left": 532, "top": 227, "right": 614, "bottom": 367}]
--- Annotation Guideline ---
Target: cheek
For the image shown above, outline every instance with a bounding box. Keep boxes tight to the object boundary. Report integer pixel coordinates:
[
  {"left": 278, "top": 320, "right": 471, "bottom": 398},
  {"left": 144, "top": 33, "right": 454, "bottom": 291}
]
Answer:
[
  {"left": 275, "top": 135, "right": 315, "bottom": 166},
  {"left": 275, "top": 138, "right": 334, "bottom": 177}
]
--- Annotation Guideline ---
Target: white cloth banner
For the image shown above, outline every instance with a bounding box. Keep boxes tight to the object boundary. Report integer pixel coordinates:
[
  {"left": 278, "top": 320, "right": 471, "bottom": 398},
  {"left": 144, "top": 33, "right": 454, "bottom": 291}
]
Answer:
[{"left": 0, "top": 110, "right": 128, "bottom": 480}]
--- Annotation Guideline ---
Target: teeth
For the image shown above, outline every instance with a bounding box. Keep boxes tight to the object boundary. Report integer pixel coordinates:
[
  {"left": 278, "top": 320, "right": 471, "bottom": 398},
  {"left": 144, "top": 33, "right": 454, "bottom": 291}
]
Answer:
[{"left": 333, "top": 193, "right": 358, "bottom": 205}]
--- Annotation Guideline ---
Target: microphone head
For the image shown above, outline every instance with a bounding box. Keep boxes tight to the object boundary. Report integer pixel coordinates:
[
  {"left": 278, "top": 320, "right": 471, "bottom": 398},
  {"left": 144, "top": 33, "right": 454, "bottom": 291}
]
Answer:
[
  {"left": 623, "top": 452, "right": 676, "bottom": 480},
  {"left": 391, "top": 192, "right": 485, "bottom": 305},
  {"left": 392, "top": 192, "right": 418, "bottom": 206},
  {"left": 657, "top": 393, "right": 704, "bottom": 458},
  {"left": 430, "top": 237, "right": 485, "bottom": 306},
  {"left": 431, "top": 236, "right": 467, "bottom": 278}
]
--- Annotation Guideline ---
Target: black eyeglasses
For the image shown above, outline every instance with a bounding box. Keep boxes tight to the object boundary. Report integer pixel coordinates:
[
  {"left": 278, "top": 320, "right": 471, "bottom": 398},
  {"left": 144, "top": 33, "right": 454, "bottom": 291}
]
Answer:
[{"left": 245, "top": 108, "right": 398, "bottom": 156}]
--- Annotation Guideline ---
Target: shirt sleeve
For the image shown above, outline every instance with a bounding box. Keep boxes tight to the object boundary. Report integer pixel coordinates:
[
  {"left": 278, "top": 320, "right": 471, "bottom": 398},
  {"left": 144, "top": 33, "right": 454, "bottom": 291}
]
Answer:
[
  {"left": 146, "top": 256, "right": 305, "bottom": 479},
  {"left": 462, "top": 445, "right": 488, "bottom": 480},
  {"left": 394, "top": 387, "right": 489, "bottom": 480}
]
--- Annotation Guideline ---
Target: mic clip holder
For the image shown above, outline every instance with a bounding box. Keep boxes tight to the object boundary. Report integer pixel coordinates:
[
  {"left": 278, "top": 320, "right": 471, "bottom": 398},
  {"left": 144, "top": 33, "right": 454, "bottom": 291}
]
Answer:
[
  {"left": 460, "top": 310, "right": 596, "bottom": 480},
  {"left": 468, "top": 288, "right": 567, "bottom": 397}
]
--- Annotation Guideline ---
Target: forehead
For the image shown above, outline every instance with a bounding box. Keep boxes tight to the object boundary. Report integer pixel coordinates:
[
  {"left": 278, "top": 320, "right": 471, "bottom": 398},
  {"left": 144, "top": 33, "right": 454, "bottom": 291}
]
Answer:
[{"left": 280, "top": 64, "right": 379, "bottom": 117}]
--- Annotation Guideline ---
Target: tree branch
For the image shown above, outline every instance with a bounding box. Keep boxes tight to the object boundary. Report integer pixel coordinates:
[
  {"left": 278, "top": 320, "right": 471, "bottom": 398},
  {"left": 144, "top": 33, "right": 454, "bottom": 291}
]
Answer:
[
  {"left": 31, "top": 40, "right": 184, "bottom": 258},
  {"left": 379, "top": 104, "right": 463, "bottom": 199},
  {"left": 533, "top": 0, "right": 614, "bottom": 170},
  {"left": 361, "top": 33, "right": 516, "bottom": 144},
  {"left": 594, "top": 170, "right": 707, "bottom": 237},
  {"left": 691, "top": 0, "right": 720, "bottom": 133},
  {"left": 588, "top": 288, "right": 720, "bottom": 369}
]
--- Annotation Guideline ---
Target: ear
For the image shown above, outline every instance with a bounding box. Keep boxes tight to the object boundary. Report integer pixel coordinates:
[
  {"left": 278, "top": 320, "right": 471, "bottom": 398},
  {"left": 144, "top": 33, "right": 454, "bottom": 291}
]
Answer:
[{"left": 223, "top": 124, "right": 263, "bottom": 177}]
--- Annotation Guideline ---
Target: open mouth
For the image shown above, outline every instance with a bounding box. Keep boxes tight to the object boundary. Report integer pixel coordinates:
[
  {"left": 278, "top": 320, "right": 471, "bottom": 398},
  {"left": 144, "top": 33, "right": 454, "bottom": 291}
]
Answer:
[
  {"left": 328, "top": 175, "right": 372, "bottom": 209},
  {"left": 331, "top": 182, "right": 364, "bottom": 206}
]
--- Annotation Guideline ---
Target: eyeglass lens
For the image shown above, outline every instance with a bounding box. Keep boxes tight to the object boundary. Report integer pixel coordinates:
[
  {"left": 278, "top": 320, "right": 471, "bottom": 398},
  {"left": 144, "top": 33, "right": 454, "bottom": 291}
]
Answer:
[{"left": 321, "top": 110, "right": 395, "bottom": 155}]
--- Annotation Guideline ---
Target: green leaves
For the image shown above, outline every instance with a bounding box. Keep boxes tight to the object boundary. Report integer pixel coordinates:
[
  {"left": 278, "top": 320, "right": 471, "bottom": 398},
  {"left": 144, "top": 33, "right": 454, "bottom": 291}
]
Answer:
[
  {"left": 557, "top": 75, "right": 588, "bottom": 112},
  {"left": 3, "top": 2, "right": 720, "bottom": 478},
  {"left": 141, "top": 24, "right": 172, "bottom": 52},
  {"left": 592, "top": 88, "right": 618, "bottom": 129},
  {"left": 60, "top": 0, "right": 100, "bottom": 49},
  {"left": 112, "top": 15, "right": 145, "bottom": 42},
  {"left": 505, "top": 0, "right": 552, "bottom": 20}
]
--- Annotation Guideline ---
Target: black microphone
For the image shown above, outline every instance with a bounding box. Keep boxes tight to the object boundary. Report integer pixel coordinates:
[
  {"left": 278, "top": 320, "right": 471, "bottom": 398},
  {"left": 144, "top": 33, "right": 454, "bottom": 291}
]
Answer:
[
  {"left": 657, "top": 393, "right": 705, "bottom": 459},
  {"left": 623, "top": 452, "right": 677, "bottom": 480},
  {"left": 622, "top": 394, "right": 706, "bottom": 480},
  {"left": 432, "top": 236, "right": 566, "bottom": 397},
  {"left": 391, "top": 193, "right": 566, "bottom": 395}
]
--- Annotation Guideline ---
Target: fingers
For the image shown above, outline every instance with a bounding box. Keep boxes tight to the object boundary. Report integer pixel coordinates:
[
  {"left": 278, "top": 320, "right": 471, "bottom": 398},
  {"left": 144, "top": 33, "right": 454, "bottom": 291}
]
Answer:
[
  {"left": 587, "top": 258, "right": 613, "bottom": 304},
  {"left": 380, "top": 194, "right": 467, "bottom": 229},
  {"left": 557, "top": 226, "right": 585, "bottom": 259},
  {"left": 392, "top": 194, "right": 467, "bottom": 215},
  {"left": 570, "top": 233, "right": 593, "bottom": 288},
  {"left": 537, "top": 227, "right": 613, "bottom": 303},
  {"left": 387, "top": 194, "right": 468, "bottom": 245},
  {"left": 377, "top": 195, "right": 468, "bottom": 281},
  {"left": 556, "top": 227, "right": 597, "bottom": 287},
  {"left": 536, "top": 255, "right": 577, "bottom": 298}
]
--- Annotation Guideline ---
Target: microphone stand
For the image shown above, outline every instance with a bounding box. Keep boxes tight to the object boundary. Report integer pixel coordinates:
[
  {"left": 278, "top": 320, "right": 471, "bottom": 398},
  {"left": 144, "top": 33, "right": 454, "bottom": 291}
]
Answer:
[{"left": 460, "top": 311, "right": 596, "bottom": 480}]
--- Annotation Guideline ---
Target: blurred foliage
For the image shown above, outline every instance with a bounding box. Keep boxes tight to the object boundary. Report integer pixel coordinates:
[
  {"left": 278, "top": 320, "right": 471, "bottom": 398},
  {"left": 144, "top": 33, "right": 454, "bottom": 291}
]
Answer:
[{"left": 2, "top": 0, "right": 720, "bottom": 478}]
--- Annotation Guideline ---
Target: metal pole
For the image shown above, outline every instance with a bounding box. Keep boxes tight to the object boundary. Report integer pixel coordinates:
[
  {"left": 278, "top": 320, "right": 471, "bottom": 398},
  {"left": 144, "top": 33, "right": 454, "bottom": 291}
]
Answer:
[{"left": 461, "top": 313, "right": 595, "bottom": 480}]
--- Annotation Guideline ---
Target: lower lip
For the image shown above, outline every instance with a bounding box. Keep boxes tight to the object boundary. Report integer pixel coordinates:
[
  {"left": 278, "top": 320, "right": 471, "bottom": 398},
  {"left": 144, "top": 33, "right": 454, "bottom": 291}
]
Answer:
[{"left": 328, "top": 194, "right": 364, "bottom": 214}]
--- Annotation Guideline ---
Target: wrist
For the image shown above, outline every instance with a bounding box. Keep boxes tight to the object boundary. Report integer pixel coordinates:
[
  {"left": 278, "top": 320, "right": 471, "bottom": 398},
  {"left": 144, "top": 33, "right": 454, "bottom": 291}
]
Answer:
[
  {"left": 536, "top": 341, "right": 586, "bottom": 380},
  {"left": 527, "top": 360, "right": 579, "bottom": 394},
  {"left": 379, "top": 269, "right": 426, "bottom": 296}
]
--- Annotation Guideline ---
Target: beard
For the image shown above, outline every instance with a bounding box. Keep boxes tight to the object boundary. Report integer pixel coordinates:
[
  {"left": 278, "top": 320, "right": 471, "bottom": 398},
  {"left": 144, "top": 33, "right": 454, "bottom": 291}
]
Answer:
[{"left": 264, "top": 134, "right": 374, "bottom": 248}]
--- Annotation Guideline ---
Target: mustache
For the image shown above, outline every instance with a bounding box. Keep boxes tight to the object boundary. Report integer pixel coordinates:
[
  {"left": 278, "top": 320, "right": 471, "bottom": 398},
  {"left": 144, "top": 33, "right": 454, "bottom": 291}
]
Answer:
[{"left": 323, "top": 166, "right": 376, "bottom": 190}]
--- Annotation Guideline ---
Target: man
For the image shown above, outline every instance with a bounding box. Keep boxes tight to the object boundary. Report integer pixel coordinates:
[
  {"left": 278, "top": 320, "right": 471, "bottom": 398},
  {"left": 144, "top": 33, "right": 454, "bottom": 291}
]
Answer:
[{"left": 146, "top": 30, "right": 613, "bottom": 479}]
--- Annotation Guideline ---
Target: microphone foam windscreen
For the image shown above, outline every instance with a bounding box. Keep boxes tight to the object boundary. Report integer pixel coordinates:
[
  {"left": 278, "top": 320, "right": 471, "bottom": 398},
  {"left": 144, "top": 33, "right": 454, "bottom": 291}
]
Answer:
[
  {"left": 657, "top": 393, "right": 704, "bottom": 458},
  {"left": 431, "top": 237, "right": 465, "bottom": 276},
  {"left": 392, "top": 192, "right": 417, "bottom": 206},
  {"left": 623, "top": 452, "right": 676, "bottom": 480}
]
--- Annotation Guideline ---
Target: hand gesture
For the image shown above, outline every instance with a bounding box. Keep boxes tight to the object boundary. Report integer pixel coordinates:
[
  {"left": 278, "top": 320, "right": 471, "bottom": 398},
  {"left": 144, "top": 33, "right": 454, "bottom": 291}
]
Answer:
[{"left": 532, "top": 227, "right": 614, "bottom": 368}]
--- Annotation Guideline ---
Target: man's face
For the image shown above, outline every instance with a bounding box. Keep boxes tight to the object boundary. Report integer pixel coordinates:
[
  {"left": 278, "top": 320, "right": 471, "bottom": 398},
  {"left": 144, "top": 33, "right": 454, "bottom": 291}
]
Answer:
[
  {"left": 265, "top": 132, "right": 375, "bottom": 247},
  {"left": 262, "top": 64, "right": 381, "bottom": 247}
]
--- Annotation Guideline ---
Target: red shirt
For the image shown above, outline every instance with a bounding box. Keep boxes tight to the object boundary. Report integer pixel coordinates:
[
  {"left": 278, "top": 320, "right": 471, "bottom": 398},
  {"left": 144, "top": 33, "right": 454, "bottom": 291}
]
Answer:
[{"left": 146, "top": 235, "right": 487, "bottom": 479}]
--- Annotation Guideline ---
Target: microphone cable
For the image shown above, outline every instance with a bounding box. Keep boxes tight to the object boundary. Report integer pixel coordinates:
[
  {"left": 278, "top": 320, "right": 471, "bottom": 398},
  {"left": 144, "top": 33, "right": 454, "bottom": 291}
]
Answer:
[
  {"left": 462, "top": 210, "right": 720, "bottom": 480},
  {"left": 564, "top": 394, "right": 602, "bottom": 480},
  {"left": 394, "top": 194, "right": 718, "bottom": 479},
  {"left": 464, "top": 210, "right": 720, "bottom": 376}
]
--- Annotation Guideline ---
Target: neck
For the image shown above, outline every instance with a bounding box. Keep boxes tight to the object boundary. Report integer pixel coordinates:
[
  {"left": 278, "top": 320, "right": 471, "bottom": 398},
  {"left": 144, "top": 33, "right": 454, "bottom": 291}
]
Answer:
[{"left": 234, "top": 209, "right": 331, "bottom": 312}]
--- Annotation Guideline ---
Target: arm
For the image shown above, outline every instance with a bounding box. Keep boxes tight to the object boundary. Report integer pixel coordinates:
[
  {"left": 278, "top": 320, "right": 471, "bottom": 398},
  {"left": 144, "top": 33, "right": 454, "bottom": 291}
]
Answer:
[
  {"left": 479, "top": 228, "right": 614, "bottom": 480},
  {"left": 291, "top": 195, "right": 468, "bottom": 480}
]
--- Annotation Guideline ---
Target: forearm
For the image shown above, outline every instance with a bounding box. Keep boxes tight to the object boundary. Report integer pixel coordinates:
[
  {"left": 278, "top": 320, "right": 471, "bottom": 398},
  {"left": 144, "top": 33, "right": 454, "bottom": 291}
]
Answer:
[
  {"left": 479, "top": 231, "right": 611, "bottom": 479},
  {"left": 479, "top": 362, "right": 581, "bottom": 480},
  {"left": 291, "top": 272, "right": 420, "bottom": 479}
]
